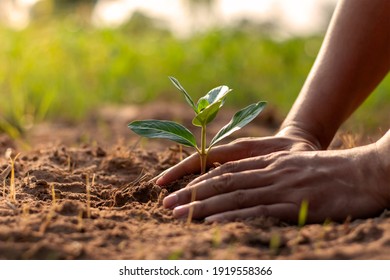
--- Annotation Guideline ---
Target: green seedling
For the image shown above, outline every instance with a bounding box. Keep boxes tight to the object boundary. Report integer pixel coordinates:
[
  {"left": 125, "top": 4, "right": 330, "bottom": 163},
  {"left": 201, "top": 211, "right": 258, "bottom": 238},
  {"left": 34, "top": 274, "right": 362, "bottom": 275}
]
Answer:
[
  {"left": 269, "top": 232, "right": 281, "bottom": 256},
  {"left": 288, "top": 199, "right": 310, "bottom": 252},
  {"left": 298, "top": 199, "right": 309, "bottom": 228},
  {"left": 128, "top": 76, "right": 267, "bottom": 174}
]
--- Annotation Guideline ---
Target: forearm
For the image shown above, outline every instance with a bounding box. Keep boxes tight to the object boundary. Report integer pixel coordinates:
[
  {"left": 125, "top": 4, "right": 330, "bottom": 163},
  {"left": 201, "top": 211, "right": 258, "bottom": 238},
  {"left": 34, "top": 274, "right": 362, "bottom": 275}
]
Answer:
[
  {"left": 280, "top": 0, "right": 390, "bottom": 149},
  {"left": 376, "top": 129, "right": 390, "bottom": 174},
  {"left": 374, "top": 129, "right": 390, "bottom": 207}
]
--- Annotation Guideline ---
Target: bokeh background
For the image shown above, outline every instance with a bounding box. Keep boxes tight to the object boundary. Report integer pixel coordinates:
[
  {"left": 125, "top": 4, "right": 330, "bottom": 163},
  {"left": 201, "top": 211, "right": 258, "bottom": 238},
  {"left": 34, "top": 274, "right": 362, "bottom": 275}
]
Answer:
[{"left": 0, "top": 0, "right": 388, "bottom": 140}]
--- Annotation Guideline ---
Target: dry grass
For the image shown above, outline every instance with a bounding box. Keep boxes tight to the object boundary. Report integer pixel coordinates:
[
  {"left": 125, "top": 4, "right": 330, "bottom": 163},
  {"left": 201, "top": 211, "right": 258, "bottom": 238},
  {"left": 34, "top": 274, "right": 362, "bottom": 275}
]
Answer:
[
  {"left": 8, "top": 152, "right": 20, "bottom": 203},
  {"left": 85, "top": 173, "right": 95, "bottom": 219}
]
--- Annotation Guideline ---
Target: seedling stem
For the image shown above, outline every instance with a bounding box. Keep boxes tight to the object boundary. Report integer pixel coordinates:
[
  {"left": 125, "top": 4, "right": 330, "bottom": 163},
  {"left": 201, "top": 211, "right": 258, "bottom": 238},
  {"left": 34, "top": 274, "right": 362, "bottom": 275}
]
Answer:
[
  {"left": 129, "top": 76, "right": 267, "bottom": 178},
  {"left": 128, "top": 77, "right": 268, "bottom": 223},
  {"left": 200, "top": 125, "right": 207, "bottom": 174}
]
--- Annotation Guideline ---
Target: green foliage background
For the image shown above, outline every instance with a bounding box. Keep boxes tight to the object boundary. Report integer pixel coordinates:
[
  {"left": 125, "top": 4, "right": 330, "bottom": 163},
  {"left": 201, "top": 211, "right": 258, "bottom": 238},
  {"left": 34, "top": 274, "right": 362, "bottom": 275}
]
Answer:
[{"left": 0, "top": 12, "right": 388, "bottom": 138}]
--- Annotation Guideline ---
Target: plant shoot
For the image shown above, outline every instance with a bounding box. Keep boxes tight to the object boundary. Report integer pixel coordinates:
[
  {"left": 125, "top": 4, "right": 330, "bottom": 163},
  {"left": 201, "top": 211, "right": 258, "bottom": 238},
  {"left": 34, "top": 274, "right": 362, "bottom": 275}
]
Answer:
[{"left": 128, "top": 76, "right": 267, "bottom": 174}]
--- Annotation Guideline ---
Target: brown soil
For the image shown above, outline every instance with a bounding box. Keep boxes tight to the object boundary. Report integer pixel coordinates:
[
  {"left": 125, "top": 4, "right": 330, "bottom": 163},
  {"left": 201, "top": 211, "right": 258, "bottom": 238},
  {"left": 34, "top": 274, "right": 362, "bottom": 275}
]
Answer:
[{"left": 0, "top": 103, "right": 389, "bottom": 260}]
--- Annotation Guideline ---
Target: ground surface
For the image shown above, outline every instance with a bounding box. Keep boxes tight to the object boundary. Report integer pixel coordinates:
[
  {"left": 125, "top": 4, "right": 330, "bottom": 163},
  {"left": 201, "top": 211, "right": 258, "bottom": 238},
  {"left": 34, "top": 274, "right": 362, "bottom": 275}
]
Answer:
[{"left": 0, "top": 103, "right": 389, "bottom": 260}]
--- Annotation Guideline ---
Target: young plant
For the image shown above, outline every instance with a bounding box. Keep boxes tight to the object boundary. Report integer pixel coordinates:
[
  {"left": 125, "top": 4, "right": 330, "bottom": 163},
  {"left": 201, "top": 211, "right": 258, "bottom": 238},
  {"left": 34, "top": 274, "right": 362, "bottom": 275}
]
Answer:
[
  {"left": 298, "top": 199, "right": 309, "bottom": 228},
  {"left": 128, "top": 76, "right": 267, "bottom": 174}
]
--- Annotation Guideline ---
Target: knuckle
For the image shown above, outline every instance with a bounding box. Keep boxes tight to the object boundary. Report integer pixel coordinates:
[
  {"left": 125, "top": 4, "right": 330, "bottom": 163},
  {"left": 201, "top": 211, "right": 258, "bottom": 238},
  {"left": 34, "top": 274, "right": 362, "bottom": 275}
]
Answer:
[
  {"left": 219, "top": 161, "right": 238, "bottom": 174},
  {"left": 266, "top": 152, "right": 291, "bottom": 168},
  {"left": 235, "top": 138, "right": 256, "bottom": 156},
  {"left": 183, "top": 186, "right": 196, "bottom": 202},
  {"left": 253, "top": 205, "right": 270, "bottom": 218},
  {"left": 192, "top": 200, "right": 207, "bottom": 218},
  {"left": 210, "top": 173, "right": 233, "bottom": 194},
  {"left": 233, "top": 190, "right": 248, "bottom": 209},
  {"left": 269, "top": 151, "right": 289, "bottom": 161}
]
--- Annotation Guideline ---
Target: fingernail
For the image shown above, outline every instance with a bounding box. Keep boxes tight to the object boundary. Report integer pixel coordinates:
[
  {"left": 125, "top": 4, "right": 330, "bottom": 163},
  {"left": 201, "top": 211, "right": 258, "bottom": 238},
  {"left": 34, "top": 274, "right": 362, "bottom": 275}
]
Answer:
[
  {"left": 173, "top": 205, "right": 189, "bottom": 218},
  {"left": 205, "top": 215, "right": 222, "bottom": 223},
  {"left": 155, "top": 177, "right": 164, "bottom": 186},
  {"left": 163, "top": 194, "right": 178, "bottom": 208}
]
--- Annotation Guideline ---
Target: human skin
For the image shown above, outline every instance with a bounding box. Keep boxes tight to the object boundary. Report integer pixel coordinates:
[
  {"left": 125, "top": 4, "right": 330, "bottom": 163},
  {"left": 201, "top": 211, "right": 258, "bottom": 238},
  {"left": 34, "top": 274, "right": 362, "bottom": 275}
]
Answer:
[{"left": 156, "top": 0, "right": 390, "bottom": 223}]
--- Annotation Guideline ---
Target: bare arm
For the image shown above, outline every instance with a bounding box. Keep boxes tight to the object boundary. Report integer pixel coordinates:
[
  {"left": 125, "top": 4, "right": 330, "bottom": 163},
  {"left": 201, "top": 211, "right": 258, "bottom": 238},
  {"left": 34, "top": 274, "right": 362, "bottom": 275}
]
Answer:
[
  {"left": 280, "top": 0, "right": 390, "bottom": 149},
  {"left": 156, "top": 0, "right": 389, "bottom": 186},
  {"left": 160, "top": 0, "right": 390, "bottom": 223}
]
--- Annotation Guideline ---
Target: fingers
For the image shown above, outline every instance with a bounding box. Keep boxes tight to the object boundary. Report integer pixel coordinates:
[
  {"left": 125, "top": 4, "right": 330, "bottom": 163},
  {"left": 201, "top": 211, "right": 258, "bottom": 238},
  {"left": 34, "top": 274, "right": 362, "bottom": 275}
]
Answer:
[
  {"left": 162, "top": 155, "right": 278, "bottom": 210},
  {"left": 205, "top": 203, "right": 299, "bottom": 223},
  {"left": 170, "top": 186, "right": 285, "bottom": 220},
  {"left": 188, "top": 155, "right": 273, "bottom": 187},
  {"left": 156, "top": 136, "right": 315, "bottom": 186},
  {"left": 164, "top": 168, "right": 276, "bottom": 210},
  {"left": 155, "top": 153, "right": 200, "bottom": 185},
  {"left": 156, "top": 142, "right": 253, "bottom": 186},
  {"left": 163, "top": 157, "right": 277, "bottom": 208}
]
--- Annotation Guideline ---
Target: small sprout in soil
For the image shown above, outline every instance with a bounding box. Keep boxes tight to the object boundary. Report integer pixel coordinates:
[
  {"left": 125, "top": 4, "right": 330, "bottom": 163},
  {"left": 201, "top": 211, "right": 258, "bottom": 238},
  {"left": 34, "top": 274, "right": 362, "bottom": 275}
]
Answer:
[
  {"left": 298, "top": 199, "right": 309, "bottom": 228},
  {"left": 319, "top": 218, "right": 333, "bottom": 241},
  {"left": 269, "top": 232, "right": 281, "bottom": 256},
  {"left": 168, "top": 249, "right": 184, "bottom": 260},
  {"left": 211, "top": 226, "right": 222, "bottom": 248},
  {"left": 288, "top": 199, "right": 310, "bottom": 252},
  {"left": 128, "top": 76, "right": 267, "bottom": 175}
]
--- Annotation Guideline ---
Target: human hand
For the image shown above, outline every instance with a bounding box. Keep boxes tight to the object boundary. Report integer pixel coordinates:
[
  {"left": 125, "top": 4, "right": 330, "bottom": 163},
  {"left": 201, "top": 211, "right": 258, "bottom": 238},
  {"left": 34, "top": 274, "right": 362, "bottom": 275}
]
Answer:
[
  {"left": 162, "top": 142, "right": 390, "bottom": 223},
  {"left": 156, "top": 125, "right": 322, "bottom": 186}
]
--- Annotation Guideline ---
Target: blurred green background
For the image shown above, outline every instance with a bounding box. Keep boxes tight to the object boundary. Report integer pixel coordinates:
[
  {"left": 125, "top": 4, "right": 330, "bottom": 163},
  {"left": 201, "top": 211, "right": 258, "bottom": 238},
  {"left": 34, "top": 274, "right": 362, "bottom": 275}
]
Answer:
[{"left": 0, "top": 0, "right": 388, "bottom": 139}]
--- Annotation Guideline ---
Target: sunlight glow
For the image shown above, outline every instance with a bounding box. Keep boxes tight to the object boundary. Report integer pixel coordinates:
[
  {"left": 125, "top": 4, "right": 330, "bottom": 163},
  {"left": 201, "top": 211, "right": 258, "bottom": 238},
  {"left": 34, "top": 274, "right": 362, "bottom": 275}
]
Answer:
[
  {"left": 0, "top": 0, "right": 338, "bottom": 36},
  {"left": 0, "top": 0, "right": 40, "bottom": 29},
  {"left": 92, "top": 0, "right": 337, "bottom": 37}
]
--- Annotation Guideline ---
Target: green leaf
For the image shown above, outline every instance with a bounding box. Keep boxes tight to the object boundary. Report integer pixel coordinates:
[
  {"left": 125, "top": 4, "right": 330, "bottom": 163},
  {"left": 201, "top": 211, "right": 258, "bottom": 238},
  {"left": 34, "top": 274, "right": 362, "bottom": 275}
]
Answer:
[
  {"left": 196, "top": 85, "right": 231, "bottom": 112},
  {"left": 196, "top": 99, "right": 209, "bottom": 112},
  {"left": 192, "top": 101, "right": 222, "bottom": 127},
  {"left": 128, "top": 120, "right": 197, "bottom": 148},
  {"left": 168, "top": 76, "right": 198, "bottom": 113},
  {"left": 209, "top": 101, "right": 267, "bottom": 148}
]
